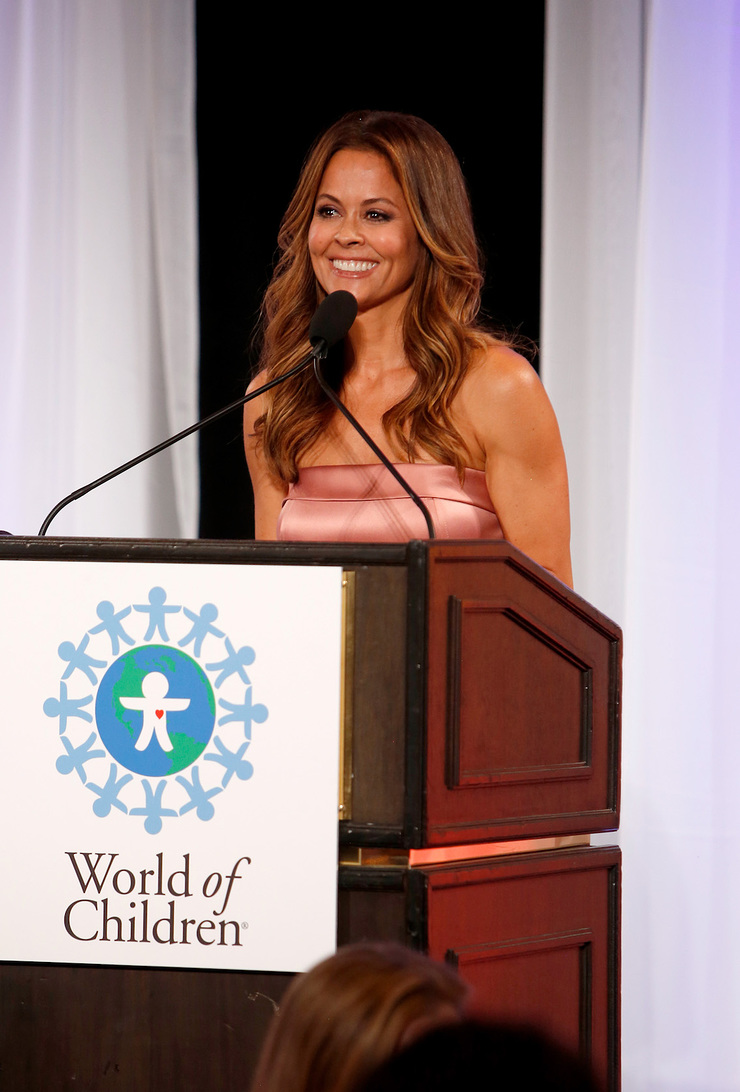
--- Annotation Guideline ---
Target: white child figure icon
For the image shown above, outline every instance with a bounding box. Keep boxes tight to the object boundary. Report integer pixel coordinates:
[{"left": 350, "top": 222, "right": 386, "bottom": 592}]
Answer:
[{"left": 119, "top": 671, "right": 190, "bottom": 752}]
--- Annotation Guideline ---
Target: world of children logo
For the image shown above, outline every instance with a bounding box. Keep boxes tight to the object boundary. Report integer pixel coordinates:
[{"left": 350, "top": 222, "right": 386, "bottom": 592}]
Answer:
[{"left": 44, "top": 587, "right": 269, "bottom": 834}]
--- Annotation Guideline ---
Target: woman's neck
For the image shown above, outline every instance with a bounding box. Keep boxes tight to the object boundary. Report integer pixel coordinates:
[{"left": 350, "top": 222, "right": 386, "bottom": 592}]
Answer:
[{"left": 344, "top": 297, "right": 410, "bottom": 378}]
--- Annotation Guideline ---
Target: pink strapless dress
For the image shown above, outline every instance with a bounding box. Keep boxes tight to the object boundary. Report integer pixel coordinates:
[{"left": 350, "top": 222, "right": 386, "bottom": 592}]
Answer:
[{"left": 276, "top": 464, "right": 504, "bottom": 543}]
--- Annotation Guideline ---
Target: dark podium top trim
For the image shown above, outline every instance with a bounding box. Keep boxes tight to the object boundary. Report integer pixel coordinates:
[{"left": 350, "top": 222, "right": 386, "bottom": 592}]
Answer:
[{"left": 0, "top": 535, "right": 413, "bottom": 566}]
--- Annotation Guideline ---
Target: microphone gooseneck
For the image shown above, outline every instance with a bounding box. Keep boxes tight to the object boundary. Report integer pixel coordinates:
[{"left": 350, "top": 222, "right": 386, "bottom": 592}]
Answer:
[
  {"left": 37, "top": 291, "right": 435, "bottom": 539},
  {"left": 312, "top": 357, "right": 436, "bottom": 540},
  {"left": 38, "top": 293, "right": 358, "bottom": 536}
]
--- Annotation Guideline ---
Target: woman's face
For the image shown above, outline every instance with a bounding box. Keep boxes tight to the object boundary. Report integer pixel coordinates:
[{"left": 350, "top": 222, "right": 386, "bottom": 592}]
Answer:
[{"left": 308, "top": 149, "right": 422, "bottom": 315}]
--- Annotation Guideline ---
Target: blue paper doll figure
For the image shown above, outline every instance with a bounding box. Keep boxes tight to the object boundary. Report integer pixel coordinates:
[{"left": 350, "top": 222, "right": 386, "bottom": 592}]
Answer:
[
  {"left": 204, "top": 737, "right": 254, "bottom": 787},
  {"left": 205, "top": 639, "right": 256, "bottom": 688},
  {"left": 86, "top": 764, "right": 133, "bottom": 816},
  {"left": 43, "top": 682, "right": 93, "bottom": 734},
  {"left": 58, "top": 634, "right": 106, "bottom": 685},
  {"left": 129, "top": 779, "right": 178, "bottom": 835},
  {"left": 88, "top": 600, "right": 135, "bottom": 656},
  {"left": 176, "top": 767, "right": 221, "bottom": 820},
  {"left": 133, "top": 586, "right": 181, "bottom": 642},
  {"left": 178, "top": 603, "right": 224, "bottom": 658},
  {"left": 217, "top": 687, "right": 268, "bottom": 737},
  {"left": 56, "top": 733, "right": 106, "bottom": 783}
]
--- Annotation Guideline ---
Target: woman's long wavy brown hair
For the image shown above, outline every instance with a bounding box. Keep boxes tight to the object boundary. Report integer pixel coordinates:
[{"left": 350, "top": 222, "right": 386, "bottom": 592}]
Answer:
[{"left": 254, "top": 111, "right": 494, "bottom": 482}]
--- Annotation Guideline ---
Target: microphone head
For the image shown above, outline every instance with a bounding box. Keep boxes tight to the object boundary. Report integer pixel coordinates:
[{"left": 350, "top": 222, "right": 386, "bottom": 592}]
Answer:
[{"left": 309, "top": 291, "right": 358, "bottom": 350}]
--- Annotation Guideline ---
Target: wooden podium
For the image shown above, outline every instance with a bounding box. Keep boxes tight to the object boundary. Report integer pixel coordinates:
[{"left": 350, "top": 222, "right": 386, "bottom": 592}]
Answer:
[{"left": 0, "top": 536, "right": 621, "bottom": 1091}]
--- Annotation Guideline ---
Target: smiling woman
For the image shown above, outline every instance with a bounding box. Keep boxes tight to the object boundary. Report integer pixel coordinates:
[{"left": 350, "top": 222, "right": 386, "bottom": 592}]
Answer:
[
  {"left": 243, "top": 111, "right": 572, "bottom": 585},
  {"left": 308, "top": 149, "right": 422, "bottom": 315}
]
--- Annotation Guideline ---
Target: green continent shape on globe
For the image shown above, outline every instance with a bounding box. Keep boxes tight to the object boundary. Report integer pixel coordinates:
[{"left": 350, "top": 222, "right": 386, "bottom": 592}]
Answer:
[{"left": 165, "top": 730, "right": 210, "bottom": 773}]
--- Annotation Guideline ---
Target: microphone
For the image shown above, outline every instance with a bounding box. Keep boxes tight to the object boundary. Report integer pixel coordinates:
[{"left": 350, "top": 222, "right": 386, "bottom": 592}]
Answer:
[
  {"left": 309, "top": 291, "right": 358, "bottom": 357},
  {"left": 38, "top": 294, "right": 358, "bottom": 536}
]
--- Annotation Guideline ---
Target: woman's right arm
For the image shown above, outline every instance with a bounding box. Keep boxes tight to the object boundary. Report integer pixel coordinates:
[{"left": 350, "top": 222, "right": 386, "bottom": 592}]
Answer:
[{"left": 243, "top": 378, "right": 288, "bottom": 540}]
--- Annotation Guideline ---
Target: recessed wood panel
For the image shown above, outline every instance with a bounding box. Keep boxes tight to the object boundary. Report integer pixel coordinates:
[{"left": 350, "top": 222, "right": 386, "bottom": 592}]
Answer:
[
  {"left": 424, "top": 846, "right": 620, "bottom": 1092},
  {"left": 447, "top": 598, "right": 592, "bottom": 787},
  {"left": 450, "top": 933, "right": 592, "bottom": 1057},
  {"left": 426, "top": 544, "right": 621, "bottom": 844}
]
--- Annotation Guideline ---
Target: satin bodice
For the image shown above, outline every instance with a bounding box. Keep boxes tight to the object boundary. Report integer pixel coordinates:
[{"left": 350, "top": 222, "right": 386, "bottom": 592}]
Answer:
[{"left": 275, "top": 463, "right": 503, "bottom": 543}]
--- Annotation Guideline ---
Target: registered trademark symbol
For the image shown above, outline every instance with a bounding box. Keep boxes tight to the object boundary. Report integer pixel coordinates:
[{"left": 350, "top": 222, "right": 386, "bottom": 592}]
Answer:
[{"left": 241, "top": 921, "right": 249, "bottom": 929}]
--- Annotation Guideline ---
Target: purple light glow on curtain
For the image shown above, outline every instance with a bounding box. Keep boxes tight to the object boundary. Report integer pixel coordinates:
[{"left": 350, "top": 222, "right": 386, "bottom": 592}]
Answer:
[{"left": 543, "top": 1, "right": 740, "bottom": 1088}]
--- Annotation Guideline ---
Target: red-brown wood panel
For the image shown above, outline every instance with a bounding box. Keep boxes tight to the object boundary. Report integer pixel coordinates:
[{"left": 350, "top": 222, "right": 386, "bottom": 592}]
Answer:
[
  {"left": 423, "top": 845, "right": 620, "bottom": 1092},
  {"left": 425, "top": 544, "right": 621, "bottom": 844}
]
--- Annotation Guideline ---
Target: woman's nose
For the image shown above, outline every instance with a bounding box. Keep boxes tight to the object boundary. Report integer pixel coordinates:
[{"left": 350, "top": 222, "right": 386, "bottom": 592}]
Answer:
[{"left": 335, "top": 215, "right": 363, "bottom": 245}]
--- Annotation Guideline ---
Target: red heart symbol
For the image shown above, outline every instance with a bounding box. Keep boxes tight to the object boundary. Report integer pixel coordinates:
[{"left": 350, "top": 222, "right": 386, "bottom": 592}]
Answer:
[{"left": 155, "top": 709, "right": 164, "bottom": 719}]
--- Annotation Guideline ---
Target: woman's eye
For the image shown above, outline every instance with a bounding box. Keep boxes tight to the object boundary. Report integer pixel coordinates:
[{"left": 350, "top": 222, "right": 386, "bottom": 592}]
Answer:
[
  {"left": 315, "top": 205, "right": 338, "bottom": 218},
  {"left": 366, "top": 209, "right": 390, "bottom": 222}
]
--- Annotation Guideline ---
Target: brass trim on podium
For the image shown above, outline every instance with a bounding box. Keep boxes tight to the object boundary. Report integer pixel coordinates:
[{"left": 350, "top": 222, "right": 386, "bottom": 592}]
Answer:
[
  {"left": 338, "top": 570, "right": 356, "bottom": 819},
  {"left": 338, "top": 834, "right": 591, "bottom": 869}
]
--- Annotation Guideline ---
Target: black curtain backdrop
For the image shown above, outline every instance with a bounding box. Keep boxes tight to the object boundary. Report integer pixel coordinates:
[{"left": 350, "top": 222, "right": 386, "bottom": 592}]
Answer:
[{"left": 196, "top": 7, "right": 545, "bottom": 539}]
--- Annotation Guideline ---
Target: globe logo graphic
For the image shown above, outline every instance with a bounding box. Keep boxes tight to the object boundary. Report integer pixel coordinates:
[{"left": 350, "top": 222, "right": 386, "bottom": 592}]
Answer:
[
  {"left": 95, "top": 645, "right": 216, "bottom": 776},
  {"left": 46, "top": 588, "right": 267, "bottom": 831}
]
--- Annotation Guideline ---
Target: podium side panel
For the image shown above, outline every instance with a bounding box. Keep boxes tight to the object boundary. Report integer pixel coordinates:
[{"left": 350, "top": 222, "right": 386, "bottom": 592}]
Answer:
[
  {"left": 424, "top": 846, "right": 621, "bottom": 1092},
  {"left": 425, "top": 546, "right": 621, "bottom": 843}
]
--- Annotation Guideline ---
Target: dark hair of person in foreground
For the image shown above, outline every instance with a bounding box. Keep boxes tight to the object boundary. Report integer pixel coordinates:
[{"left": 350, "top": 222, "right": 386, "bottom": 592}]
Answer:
[
  {"left": 250, "top": 943, "right": 468, "bottom": 1092},
  {"left": 357, "top": 1019, "right": 601, "bottom": 1092}
]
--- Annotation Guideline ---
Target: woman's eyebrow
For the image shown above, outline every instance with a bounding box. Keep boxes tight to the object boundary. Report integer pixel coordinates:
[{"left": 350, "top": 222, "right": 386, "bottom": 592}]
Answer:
[{"left": 314, "top": 193, "right": 400, "bottom": 208}]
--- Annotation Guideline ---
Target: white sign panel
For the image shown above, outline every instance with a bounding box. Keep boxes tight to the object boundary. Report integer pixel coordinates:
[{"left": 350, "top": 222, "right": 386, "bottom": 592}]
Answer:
[{"left": 0, "top": 560, "right": 343, "bottom": 972}]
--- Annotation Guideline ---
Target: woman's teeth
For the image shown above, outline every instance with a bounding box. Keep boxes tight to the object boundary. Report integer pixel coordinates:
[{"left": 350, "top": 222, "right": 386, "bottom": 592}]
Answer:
[{"left": 332, "top": 259, "right": 377, "bottom": 272}]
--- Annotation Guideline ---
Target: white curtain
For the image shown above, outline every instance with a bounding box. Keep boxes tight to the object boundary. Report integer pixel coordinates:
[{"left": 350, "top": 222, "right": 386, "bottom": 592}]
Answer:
[
  {"left": 543, "top": 2, "right": 740, "bottom": 1089},
  {"left": 0, "top": 0, "right": 198, "bottom": 538}
]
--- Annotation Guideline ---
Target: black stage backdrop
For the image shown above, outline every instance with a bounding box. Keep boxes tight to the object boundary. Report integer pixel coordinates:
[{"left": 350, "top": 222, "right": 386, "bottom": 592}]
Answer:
[{"left": 196, "top": 7, "right": 546, "bottom": 539}]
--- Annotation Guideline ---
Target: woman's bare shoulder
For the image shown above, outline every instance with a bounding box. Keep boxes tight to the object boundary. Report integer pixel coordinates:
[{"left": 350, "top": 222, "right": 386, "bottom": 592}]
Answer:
[
  {"left": 457, "top": 339, "right": 548, "bottom": 450},
  {"left": 243, "top": 370, "right": 288, "bottom": 541},
  {"left": 459, "top": 338, "right": 572, "bottom": 585},
  {"left": 464, "top": 338, "right": 541, "bottom": 401},
  {"left": 243, "top": 370, "right": 268, "bottom": 435}
]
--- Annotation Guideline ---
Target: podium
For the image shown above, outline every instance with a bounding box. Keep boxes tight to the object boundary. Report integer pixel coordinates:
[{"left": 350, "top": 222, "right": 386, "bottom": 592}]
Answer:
[{"left": 0, "top": 536, "right": 620, "bottom": 1091}]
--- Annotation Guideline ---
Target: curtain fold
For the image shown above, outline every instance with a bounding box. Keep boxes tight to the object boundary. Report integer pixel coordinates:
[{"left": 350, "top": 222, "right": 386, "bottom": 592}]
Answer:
[
  {"left": 0, "top": 0, "right": 197, "bottom": 538},
  {"left": 543, "top": 2, "right": 740, "bottom": 1088}
]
